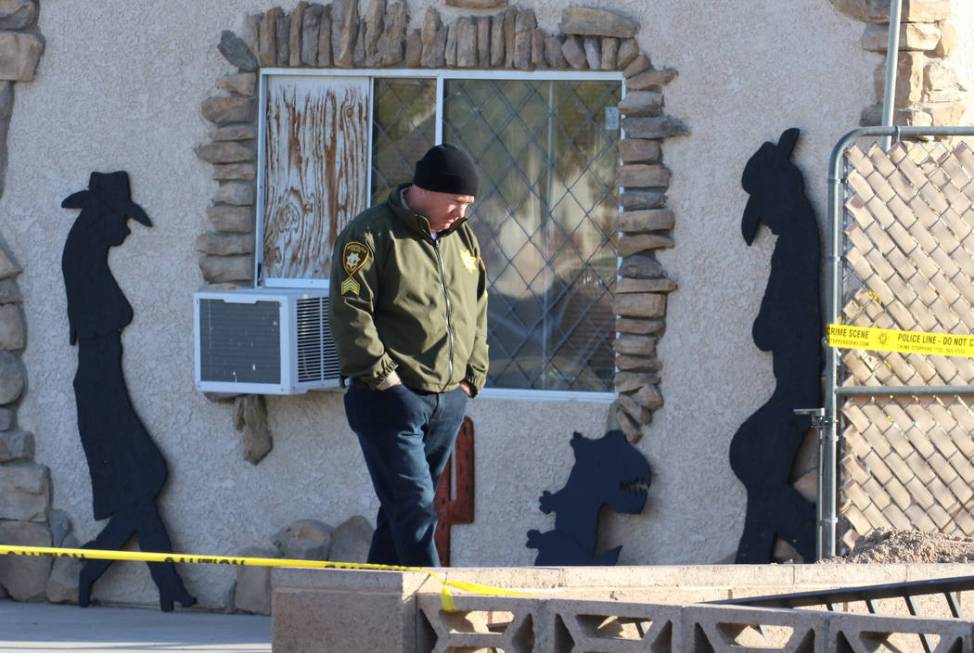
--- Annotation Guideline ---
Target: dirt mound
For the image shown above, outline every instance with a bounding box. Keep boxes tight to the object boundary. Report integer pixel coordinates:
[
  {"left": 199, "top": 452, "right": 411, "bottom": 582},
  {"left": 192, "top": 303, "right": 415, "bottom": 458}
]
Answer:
[{"left": 826, "top": 529, "right": 974, "bottom": 563}]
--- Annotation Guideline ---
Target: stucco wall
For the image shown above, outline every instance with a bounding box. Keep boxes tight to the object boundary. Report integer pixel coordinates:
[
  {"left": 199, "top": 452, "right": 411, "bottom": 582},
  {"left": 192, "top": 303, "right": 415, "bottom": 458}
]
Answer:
[
  {"left": 950, "top": 0, "right": 974, "bottom": 122},
  {"left": 3, "top": 0, "right": 874, "bottom": 607},
  {"left": 950, "top": 0, "right": 974, "bottom": 80}
]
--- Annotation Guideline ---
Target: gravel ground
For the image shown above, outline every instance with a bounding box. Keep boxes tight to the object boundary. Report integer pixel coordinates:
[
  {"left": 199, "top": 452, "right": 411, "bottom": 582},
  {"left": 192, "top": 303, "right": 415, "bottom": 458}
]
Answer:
[{"left": 823, "top": 529, "right": 974, "bottom": 563}]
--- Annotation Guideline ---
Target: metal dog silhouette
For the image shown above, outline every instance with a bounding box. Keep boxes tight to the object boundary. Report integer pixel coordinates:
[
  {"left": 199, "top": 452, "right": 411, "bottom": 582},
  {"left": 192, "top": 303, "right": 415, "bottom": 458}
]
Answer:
[
  {"left": 527, "top": 430, "right": 651, "bottom": 565},
  {"left": 729, "top": 128, "right": 822, "bottom": 563},
  {"left": 61, "top": 171, "right": 195, "bottom": 610}
]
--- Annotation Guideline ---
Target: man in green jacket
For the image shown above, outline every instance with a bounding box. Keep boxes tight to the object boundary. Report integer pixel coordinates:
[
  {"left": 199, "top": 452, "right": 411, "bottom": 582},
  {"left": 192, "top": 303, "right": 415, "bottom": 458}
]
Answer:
[{"left": 329, "top": 144, "right": 488, "bottom": 566}]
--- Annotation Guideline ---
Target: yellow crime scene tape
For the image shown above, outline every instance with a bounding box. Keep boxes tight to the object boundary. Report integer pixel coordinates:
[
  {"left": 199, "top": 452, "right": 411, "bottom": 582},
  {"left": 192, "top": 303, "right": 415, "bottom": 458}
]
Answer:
[
  {"left": 0, "top": 544, "right": 531, "bottom": 611},
  {"left": 828, "top": 323, "right": 974, "bottom": 358}
]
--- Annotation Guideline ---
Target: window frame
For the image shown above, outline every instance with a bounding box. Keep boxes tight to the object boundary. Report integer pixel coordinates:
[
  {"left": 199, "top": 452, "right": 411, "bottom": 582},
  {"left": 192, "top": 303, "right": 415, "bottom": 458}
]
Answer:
[{"left": 255, "top": 67, "right": 625, "bottom": 402}]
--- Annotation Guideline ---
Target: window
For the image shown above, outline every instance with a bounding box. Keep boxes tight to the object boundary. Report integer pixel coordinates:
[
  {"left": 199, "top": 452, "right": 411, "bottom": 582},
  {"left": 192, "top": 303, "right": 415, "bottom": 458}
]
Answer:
[{"left": 256, "top": 70, "right": 622, "bottom": 394}]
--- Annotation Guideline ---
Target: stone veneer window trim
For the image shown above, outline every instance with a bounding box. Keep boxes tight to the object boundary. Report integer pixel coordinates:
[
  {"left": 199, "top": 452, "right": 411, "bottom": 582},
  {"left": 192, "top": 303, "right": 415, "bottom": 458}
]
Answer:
[
  {"left": 829, "top": 0, "right": 970, "bottom": 127},
  {"left": 254, "top": 66, "right": 623, "bottom": 403},
  {"left": 197, "top": 3, "right": 690, "bottom": 443}
]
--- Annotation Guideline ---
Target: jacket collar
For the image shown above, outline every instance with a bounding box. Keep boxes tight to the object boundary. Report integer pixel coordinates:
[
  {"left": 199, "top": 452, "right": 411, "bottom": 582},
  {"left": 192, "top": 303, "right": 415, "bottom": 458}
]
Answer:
[{"left": 388, "top": 183, "right": 466, "bottom": 241}]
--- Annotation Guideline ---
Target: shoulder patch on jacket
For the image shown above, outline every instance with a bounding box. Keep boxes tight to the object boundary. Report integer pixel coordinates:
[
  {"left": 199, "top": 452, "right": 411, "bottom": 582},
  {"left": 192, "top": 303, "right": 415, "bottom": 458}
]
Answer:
[{"left": 340, "top": 241, "right": 371, "bottom": 295}]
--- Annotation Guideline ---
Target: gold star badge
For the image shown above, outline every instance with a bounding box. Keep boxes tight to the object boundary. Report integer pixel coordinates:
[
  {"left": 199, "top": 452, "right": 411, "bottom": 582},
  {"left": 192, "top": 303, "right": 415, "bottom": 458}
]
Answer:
[{"left": 460, "top": 249, "right": 478, "bottom": 273}]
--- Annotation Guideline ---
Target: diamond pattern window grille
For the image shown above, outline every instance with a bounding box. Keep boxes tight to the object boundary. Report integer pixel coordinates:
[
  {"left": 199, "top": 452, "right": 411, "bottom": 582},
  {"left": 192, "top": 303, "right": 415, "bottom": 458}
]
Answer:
[
  {"left": 262, "top": 74, "right": 622, "bottom": 393},
  {"left": 371, "top": 78, "right": 437, "bottom": 206},
  {"left": 442, "top": 79, "right": 621, "bottom": 391}
]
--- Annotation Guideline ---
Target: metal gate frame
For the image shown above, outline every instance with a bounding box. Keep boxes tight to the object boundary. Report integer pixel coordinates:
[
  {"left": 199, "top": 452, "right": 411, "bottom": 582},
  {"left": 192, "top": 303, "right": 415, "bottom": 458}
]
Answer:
[{"left": 823, "top": 125, "right": 974, "bottom": 559}]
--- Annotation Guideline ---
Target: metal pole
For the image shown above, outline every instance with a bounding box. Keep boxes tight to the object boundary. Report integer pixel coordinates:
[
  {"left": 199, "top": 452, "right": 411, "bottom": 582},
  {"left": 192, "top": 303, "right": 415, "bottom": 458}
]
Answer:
[
  {"left": 795, "top": 408, "right": 827, "bottom": 560},
  {"left": 824, "top": 131, "right": 860, "bottom": 559},
  {"left": 880, "top": 0, "right": 904, "bottom": 150}
]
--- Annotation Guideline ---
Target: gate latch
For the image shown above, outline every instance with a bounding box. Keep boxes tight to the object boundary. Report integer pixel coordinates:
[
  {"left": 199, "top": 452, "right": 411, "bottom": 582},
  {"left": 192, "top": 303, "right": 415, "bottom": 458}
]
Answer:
[{"left": 794, "top": 407, "right": 833, "bottom": 430}]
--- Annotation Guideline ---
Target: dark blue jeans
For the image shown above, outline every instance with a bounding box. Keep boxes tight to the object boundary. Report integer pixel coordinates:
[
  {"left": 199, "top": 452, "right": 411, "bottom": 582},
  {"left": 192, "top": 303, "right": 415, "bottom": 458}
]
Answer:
[{"left": 344, "top": 383, "right": 468, "bottom": 566}]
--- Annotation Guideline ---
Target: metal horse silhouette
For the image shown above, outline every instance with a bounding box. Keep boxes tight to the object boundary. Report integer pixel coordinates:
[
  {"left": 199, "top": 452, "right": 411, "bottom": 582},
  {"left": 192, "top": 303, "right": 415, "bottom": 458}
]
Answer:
[
  {"left": 61, "top": 172, "right": 195, "bottom": 610},
  {"left": 729, "top": 129, "right": 822, "bottom": 563},
  {"left": 527, "top": 430, "right": 651, "bottom": 565}
]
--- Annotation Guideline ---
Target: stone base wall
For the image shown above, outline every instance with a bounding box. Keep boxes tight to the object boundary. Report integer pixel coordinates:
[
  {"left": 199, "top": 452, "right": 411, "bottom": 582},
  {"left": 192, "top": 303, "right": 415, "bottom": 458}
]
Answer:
[{"left": 0, "top": 0, "right": 86, "bottom": 606}]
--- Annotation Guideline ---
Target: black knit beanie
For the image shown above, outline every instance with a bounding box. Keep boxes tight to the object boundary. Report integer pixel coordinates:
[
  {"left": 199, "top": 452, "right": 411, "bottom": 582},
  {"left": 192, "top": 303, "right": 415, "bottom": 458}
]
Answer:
[{"left": 413, "top": 144, "right": 479, "bottom": 197}]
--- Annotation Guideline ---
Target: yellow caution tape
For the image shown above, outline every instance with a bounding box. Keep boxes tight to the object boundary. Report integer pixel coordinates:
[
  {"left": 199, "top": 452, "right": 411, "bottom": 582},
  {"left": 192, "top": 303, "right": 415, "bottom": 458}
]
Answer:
[
  {"left": 0, "top": 545, "right": 530, "bottom": 611},
  {"left": 828, "top": 323, "right": 974, "bottom": 358}
]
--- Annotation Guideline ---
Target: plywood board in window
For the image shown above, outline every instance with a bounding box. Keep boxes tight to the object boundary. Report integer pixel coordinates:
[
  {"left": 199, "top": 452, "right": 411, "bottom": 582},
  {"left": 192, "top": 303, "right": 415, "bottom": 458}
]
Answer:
[{"left": 262, "top": 76, "right": 369, "bottom": 281}]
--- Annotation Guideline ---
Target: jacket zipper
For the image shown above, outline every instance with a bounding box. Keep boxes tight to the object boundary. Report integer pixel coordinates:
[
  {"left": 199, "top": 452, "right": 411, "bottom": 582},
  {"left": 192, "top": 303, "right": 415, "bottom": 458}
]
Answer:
[{"left": 432, "top": 239, "right": 456, "bottom": 383}]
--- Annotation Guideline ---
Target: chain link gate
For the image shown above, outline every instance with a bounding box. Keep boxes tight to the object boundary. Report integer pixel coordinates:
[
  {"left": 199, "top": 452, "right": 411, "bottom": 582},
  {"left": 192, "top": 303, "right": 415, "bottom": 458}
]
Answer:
[{"left": 823, "top": 126, "right": 974, "bottom": 559}]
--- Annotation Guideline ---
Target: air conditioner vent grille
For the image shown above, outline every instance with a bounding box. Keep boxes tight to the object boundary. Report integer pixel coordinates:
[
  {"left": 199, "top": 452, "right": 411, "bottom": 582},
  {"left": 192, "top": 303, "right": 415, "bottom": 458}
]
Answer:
[
  {"left": 296, "top": 297, "right": 323, "bottom": 383},
  {"left": 199, "top": 299, "right": 281, "bottom": 384},
  {"left": 294, "top": 296, "right": 342, "bottom": 383},
  {"left": 320, "top": 297, "right": 340, "bottom": 379}
]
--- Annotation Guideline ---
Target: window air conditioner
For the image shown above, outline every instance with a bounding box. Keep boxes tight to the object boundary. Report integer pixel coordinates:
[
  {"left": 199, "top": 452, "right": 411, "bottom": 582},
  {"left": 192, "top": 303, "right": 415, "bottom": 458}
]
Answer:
[{"left": 194, "top": 288, "right": 341, "bottom": 394}]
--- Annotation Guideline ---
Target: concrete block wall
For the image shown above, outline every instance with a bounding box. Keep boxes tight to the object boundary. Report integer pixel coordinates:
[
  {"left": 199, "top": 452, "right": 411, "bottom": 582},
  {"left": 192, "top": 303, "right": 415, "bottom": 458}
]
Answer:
[{"left": 271, "top": 564, "right": 974, "bottom": 652}]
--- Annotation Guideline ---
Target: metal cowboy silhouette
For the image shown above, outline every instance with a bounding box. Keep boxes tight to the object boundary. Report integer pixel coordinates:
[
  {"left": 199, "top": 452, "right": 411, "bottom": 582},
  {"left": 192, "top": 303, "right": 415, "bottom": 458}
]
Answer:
[
  {"left": 729, "top": 129, "right": 822, "bottom": 563},
  {"left": 61, "top": 171, "right": 195, "bottom": 610}
]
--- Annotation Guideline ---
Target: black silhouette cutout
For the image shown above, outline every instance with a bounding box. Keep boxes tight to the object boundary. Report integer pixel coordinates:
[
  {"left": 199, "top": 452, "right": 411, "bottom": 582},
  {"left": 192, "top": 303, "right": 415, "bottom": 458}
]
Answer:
[
  {"left": 61, "top": 172, "right": 196, "bottom": 611},
  {"left": 527, "top": 430, "right": 651, "bottom": 565},
  {"left": 729, "top": 129, "right": 822, "bottom": 563}
]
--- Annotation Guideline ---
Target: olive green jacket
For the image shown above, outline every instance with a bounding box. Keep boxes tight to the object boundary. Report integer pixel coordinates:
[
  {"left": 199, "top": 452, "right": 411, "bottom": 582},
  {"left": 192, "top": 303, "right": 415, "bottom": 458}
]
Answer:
[{"left": 328, "top": 185, "right": 489, "bottom": 396}]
